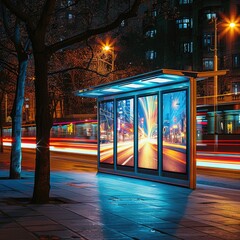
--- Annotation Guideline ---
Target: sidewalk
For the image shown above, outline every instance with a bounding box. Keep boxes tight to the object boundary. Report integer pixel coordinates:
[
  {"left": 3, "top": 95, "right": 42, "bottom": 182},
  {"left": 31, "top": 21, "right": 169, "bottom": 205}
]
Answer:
[{"left": 0, "top": 168, "right": 239, "bottom": 240}]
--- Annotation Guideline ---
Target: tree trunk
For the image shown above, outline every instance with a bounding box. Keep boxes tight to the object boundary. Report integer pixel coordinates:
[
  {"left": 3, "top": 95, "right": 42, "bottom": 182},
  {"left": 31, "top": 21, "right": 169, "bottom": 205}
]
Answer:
[
  {"left": 9, "top": 60, "right": 28, "bottom": 179},
  {"left": 31, "top": 51, "right": 52, "bottom": 204}
]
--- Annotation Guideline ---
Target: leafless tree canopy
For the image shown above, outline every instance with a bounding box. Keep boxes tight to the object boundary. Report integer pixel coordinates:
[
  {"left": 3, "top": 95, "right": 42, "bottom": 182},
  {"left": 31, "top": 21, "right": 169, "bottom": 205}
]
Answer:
[{"left": 1, "top": 0, "right": 142, "bottom": 203}]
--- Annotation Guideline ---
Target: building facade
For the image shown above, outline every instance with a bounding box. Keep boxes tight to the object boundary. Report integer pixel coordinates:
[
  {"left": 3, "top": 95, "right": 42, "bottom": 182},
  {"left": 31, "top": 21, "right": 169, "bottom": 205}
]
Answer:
[{"left": 142, "top": 0, "right": 240, "bottom": 140}]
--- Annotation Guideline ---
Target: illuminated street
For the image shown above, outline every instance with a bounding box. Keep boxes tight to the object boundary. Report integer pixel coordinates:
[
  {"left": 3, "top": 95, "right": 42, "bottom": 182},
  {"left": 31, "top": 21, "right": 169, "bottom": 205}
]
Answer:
[
  {"left": 1, "top": 146, "right": 239, "bottom": 190},
  {"left": 3, "top": 137, "right": 240, "bottom": 170},
  {"left": 163, "top": 147, "right": 186, "bottom": 173},
  {"left": 100, "top": 143, "right": 114, "bottom": 164},
  {"left": 138, "top": 140, "right": 158, "bottom": 169},
  {"left": 3, "top": 137, "right": 97, "bottom": 156},
  {"left": 162, "top": 142, "right": 186, "bottom": 173},
  {"left": 117, "top": 141, "right": 134, "bottom": 166},
  {"left": 0, "top": 147, "right": 97, "bottom": 172}
]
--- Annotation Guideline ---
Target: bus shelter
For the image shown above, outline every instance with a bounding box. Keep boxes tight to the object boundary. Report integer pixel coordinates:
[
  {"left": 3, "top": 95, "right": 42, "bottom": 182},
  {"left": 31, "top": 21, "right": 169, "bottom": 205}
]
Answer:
[{"left": 77, "top": 69, "right": 227, "bottom": 189}]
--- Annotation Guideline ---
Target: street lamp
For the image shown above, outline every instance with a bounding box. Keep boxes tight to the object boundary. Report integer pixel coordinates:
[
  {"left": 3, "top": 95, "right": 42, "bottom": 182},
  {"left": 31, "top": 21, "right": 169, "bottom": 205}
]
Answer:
[
  {"left": 229, "top": 22, "right": 236, "bottom": 28},
  {"left": 212, "top": 17, "right": 218, "bottom": 151},
  {"left": 102, "top": 43, "right": 115, "bottom": 72},
  {"left": 211, "top": 17, "right": 237, "bottom": 150}
]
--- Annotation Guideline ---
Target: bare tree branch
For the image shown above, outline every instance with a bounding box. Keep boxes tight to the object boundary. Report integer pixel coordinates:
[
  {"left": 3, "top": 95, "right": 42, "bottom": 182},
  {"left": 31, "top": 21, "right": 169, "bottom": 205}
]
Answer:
[
  {"left": 36, "top": 0, "right": 56, "bottom": 40},
  {"left": 0, "top": 60, "right": 18, "bottom": 75},
  {"left": 0, "top": 0, "right": 33, "bottom": 30},
  {"left": 48, "top": 0, "right": 141, "bottom": 54},
  {"left": 48, "top": 65, "right": 113, "bottom": 78}
]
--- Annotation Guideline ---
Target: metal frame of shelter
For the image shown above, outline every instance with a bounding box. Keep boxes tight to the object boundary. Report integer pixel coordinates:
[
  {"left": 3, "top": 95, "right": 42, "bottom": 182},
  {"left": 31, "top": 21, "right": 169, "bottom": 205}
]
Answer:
[{"left": 77, "top": 69, "right": 227, "bottom": 189}]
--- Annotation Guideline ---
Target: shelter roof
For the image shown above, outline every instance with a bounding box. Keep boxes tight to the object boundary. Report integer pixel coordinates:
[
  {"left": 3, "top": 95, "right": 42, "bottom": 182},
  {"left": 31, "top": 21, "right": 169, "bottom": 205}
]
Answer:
[{"left": 76, "top": 69, "right": 228, "bottom": 98}]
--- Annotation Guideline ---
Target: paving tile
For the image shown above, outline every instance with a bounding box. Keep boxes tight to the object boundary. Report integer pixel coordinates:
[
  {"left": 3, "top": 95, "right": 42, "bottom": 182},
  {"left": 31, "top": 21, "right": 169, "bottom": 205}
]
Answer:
[
  {"left": 25, "top": 224, "right": 67, "bottom": 232},
  {"left": 80, "top": 227, "right": 133, "bottom": 240},
  {"left": 0, "top": 227, "right": 38, "bottom": 240},
  {"left": 118, "top": 224, "right": 174, "bottom": 240},
  {"left": 161, "top": 227, "right": 207, "bottom": 238},
  {"left": 0, "top": 170, "right": 240, "bottom": 240},
  {"left": 146, "top": 222, "right": 185, "bottom": 230},
  {"left": 15, "top": 215, "right": 58, "bottom": 226},
  {"left": 34, "top": 230, "right": 81, "bottom": 239},
  {"left": 0, "top": 221, "right": 20, "bottom": 228},
  {"left": 0, "top": 215, "right": 12, "bottom": 224},
  {"left": 56, "top": 218, "right": 101, "bottom": 231},
  {"left": 178, "top": 220, "right": 212, "bottom": 227},
  {"left": 1, "top": 207, "right": 39, "bottom": 218},
  {"left": 193, "top": 226, "right": 240, "bottom": 239}
]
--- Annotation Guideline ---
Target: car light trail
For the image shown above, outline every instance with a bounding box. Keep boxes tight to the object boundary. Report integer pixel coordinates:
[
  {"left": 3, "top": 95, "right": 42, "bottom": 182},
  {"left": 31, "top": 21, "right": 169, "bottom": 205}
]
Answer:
[
  {"left": 3, "top": 141, "right": 97, "bottom": 155},
  {"left": 50, "top": 146, "right": 97, "bottom": 155},
  {"left": 197, "top": 161, "right": 240, "bottom": 170},
  {"left": 3, "top": 138, "right": 240, "bottom": 170},
  {"left": 197, "top": 152, "right": 240, "bottom": 170}
]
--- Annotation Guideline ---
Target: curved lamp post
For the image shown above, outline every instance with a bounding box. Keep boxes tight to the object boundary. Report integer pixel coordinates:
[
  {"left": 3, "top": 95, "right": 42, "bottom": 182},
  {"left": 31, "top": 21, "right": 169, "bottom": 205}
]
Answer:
[
  {"left": 102, "top": 44, "right": 115, "bottom": 72},
  {"left": 212, "top": 17, "right": 237, "bottom": 150}
]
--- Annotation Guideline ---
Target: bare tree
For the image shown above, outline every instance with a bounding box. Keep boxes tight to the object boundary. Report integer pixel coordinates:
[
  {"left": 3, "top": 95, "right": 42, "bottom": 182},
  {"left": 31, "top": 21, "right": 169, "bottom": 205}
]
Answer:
[
  {"left": 1, "top": 0, "right": 141, "bottom": 203},
  {"left": 0, "top": 3, "right": 31, "bottom": 178}
]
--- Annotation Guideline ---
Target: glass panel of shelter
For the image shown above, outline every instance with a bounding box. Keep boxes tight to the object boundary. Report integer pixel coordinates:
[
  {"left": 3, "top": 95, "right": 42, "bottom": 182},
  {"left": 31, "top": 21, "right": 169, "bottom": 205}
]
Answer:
[
  {"left": 99, "top": 101, "right": 114, "bottom": 165},
  {"left": 99, "top": 87, "right": 188, "bottom": 179}
]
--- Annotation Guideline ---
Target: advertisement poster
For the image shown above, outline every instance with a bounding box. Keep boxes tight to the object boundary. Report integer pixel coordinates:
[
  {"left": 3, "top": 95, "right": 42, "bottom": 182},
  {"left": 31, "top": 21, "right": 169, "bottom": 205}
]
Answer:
[
  {"left": 99, "top": 101, "right": 114, "bottom": 164},
  {"left": 117, "top": 98, "right": 134, "bottom": 167},
  {"left": 138, "top": 95, "right": 158, "bottom": 170},
  {"left": 162, "top": 90, "right": 187, "bottom": 173}
]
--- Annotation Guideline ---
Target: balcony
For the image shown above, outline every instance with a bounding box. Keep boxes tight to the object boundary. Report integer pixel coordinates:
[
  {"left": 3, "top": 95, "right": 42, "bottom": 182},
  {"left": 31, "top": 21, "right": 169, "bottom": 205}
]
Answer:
[{"left": 197, "top": 92, "right": 240, "bottom": 106}]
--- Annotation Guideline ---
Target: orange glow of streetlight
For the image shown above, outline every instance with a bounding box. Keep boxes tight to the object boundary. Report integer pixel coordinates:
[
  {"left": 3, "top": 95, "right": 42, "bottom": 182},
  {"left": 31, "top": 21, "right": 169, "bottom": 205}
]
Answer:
[
  {"left": 97, "top": 38, "right": 116, "bottom": 72},
  {"left": 219, "top": 15, "right": 240, "bottom": 37},
  {"left": 102, "top": 44, "right": 111, "bottom": 51},
  {"left": 229, "top": 22, "right": 236, "bottom": 28},
  {"left": 98, "top": 37, "right": 115, "bottom": 52}
]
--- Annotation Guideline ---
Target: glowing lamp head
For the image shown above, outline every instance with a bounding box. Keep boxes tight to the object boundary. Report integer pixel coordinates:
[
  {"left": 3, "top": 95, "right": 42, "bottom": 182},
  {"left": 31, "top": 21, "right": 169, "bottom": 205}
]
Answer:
[
  {"left": 103, "top": 45, "right": 111, "bottom": 51},
  {"left": 229, "top": 22, "right": 236, "bottom": 28}
]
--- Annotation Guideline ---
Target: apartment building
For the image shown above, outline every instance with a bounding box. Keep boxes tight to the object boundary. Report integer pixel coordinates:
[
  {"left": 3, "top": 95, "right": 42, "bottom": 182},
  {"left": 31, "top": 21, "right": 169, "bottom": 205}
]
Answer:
[{"left": 142, "top": 0, "right": 240, "bottom": 136}]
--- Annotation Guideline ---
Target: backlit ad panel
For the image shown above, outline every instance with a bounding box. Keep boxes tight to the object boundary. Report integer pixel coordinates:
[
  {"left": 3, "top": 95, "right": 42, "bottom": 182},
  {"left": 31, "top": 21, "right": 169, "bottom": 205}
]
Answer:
[
  {"left": 99, "top": 101, "right": 114, "bottom": 164},
  {"left": 162, "top": 90, "right": 187, "bottom": 173},
  {"left": 117, "top": 98, "right": 134, "bottom": 167},
  {"left": 138, "top": 95, "right": 158, "bottom": 170}
]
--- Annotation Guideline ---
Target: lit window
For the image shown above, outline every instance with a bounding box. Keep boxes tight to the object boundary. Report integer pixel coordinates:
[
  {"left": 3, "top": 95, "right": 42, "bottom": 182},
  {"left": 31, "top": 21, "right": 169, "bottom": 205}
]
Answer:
[
  {"left": 232, "top": 82, "right": 240, "bottom": 95},
  {"left": 152, "top": 9, "right": 157, "bottom": 17},
  {"left": 145, "top": 29, "right": 157, "bottom": 38},
  {"left": 68, "top": 13, "right": 74, "bottom": 23},
  {"left": 204, "top": 10, "right": 217, "bottom": 21},
  {"left": 183, "top": 42, "right": 193, "bottom": 53},
  {"left": 121, "top": 20, "right": 125, "bottom": 27},
  {"left": 203, "top": 58, "right": 213, "bottom": 70},
  {"left": 233, "top": 54, "right": 240, "bottom": 69},
  {"left": 203, "top": 34, "right": 213, "bottom": 47},
  {"left": 234, "top": 84, "right": 238, "bottom": 95},
  {"left": 176, "top": 18, "right": 193, "bottom": 29},
  {"left": 179, "top": 0, "right": 193, "bottom": 4},
  {"left": 206, "top": 13, "right": 216, "bottom": 20},
  {"left": 146, "top": 50, "right": 157, "bottom": 60},
  {"left": 67, "top": 0, "right": 72, "bottom": 6}
]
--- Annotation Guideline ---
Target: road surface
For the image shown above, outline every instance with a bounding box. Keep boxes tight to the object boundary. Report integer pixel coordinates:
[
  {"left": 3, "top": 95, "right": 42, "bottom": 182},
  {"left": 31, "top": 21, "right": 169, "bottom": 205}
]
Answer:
[
  {"left": 0, "top": 147, "right": 97, "bottom": 172},
  {"left": 1, "top": 147, "right": 239, "bottom": 190}
]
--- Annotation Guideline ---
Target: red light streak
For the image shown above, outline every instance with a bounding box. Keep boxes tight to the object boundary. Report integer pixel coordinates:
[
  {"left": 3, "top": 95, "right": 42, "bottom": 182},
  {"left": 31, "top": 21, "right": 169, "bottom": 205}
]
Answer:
[{"left": 3, "top": 137, "right": 240, "bottom": 170}]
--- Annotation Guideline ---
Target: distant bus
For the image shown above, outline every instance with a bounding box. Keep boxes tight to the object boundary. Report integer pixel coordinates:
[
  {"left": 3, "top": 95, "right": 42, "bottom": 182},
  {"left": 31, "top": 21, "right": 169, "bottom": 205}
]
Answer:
[{"left": 3, "top": 119, "right": 98, "bottom": 143}]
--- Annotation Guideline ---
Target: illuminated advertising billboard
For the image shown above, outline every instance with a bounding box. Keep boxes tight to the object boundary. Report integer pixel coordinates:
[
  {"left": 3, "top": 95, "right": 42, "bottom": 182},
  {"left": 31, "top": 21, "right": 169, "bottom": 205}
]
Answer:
[
  {"left": 162, "top": 90, "right": 187, "bottom": 174},
  {"left": 117, "top": 98, "right": 134, "bottom": 167},
  {"left": 99, "top": 101, "right": 114, "bottom": 164},
  {"left": 138, "top": 95, "right": 158, "bottom": 170}
]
